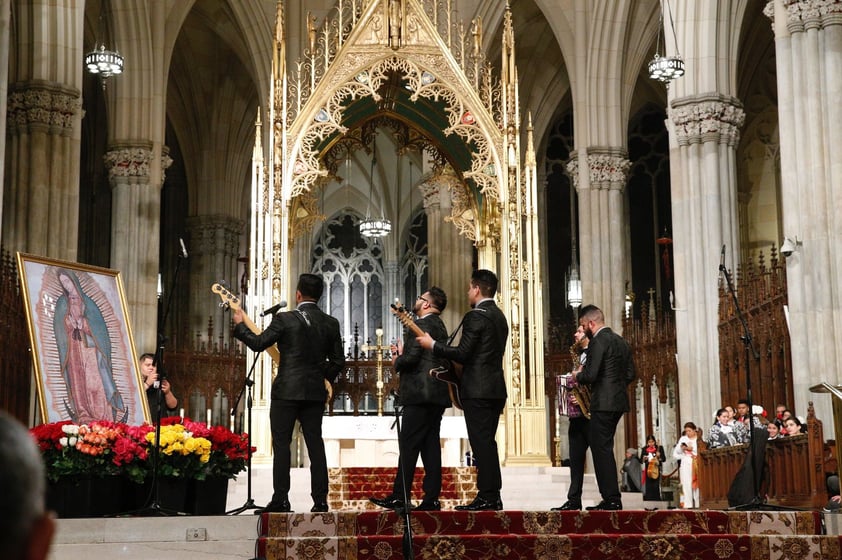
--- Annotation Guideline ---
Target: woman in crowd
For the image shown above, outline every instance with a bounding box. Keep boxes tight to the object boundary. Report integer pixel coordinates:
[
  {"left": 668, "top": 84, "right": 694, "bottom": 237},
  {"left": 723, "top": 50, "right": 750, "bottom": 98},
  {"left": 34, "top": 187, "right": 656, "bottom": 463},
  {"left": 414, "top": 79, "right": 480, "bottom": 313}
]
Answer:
[
  {"left": 673, "top": 422, "right": 700, "bottom": 509},
  {"left": 640, "top": 435, "right": 666, "bottom": 502},
  {"left": 708, "top": 408, "right": 739, "bottom": 448},
  {"left": 767, "top": 420, "right": 783, "bottom": 440},
  {"left": 783, "top": 416, "right": 805, "bottom": 436}
]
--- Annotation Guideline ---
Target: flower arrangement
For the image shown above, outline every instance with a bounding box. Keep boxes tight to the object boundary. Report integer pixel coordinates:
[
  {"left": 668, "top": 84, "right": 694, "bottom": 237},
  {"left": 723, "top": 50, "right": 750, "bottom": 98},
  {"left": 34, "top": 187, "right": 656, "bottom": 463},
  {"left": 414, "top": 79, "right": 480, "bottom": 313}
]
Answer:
[{"left": 30, "top": 418, "right": 254, "bottom": 483}]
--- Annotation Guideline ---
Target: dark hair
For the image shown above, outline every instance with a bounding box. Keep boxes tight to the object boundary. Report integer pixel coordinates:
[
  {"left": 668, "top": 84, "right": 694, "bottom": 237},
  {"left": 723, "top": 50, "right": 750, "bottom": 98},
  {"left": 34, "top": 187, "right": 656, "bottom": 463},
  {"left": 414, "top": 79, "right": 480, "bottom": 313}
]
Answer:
[
  {"left": 737, "top": 399, "right": 750, "bottom": 407},
  {"left": 471, "top": 269, "right": 498, "bottom": 297},
  {"left": 139, "top": 353, "right": 155, "bottom": 362},
  {"left": 578, "top": 304, "right": 604, "bottom": 324},
  {"left": 297, "top": 273, "right": 324, "bottom": 301},
  {"left": 716, "top": 408, "right": 727, "bottom": 418},
  {"left": 646, "top": 434, "right": 656, "bottom": 444},
  {"left": 427, "top": 286, "right": 447, "bottom": 312},
  {"left": 683, "top": 421, "right": 697, "bottom": 431}
]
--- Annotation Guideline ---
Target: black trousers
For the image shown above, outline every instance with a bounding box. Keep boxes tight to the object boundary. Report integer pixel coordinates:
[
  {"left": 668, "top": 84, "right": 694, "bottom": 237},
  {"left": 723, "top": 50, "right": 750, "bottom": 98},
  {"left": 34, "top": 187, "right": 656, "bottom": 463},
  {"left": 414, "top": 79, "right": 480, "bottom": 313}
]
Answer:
[
  {"left": 566, "top": 416, "right": 590, "bottom": 502},
  {"left": 391, "top": 403, "right": 447, "bottom": 501},
  {"left": 462, "top": 398, "right": 506, "bottom": 501},
  {"left": 588, "top": 410, "right": 624, "bottom": 502},
  {"left": 269, "top": 399, "right": 328, "bottom": 503}
]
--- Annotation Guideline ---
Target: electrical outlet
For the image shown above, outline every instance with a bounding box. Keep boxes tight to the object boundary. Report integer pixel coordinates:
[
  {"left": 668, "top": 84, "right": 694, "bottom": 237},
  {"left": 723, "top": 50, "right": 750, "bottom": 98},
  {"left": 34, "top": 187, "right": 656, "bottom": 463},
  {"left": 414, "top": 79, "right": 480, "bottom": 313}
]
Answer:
[{"left": 186, "top": 528, "right": 207, "bottom": 541}]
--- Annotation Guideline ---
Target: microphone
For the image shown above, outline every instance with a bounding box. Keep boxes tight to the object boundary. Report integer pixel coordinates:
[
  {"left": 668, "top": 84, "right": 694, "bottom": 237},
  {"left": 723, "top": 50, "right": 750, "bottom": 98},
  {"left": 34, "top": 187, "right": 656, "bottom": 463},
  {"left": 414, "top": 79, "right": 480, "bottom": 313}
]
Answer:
[
  {"left": 719, "top": 244, "right": 726, "bottom": 271},
  {"left": 260, "top": 300, "right": 288, "bottom": 317},
  {"left": 179, "top": 238, "right": 188, "bottom": 258}
]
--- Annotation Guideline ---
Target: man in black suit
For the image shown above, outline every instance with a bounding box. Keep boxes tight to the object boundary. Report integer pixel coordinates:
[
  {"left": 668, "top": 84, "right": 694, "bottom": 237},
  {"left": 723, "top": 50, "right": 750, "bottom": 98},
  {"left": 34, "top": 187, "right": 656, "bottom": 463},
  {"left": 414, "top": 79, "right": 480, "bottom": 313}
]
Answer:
[
  {"left": 574, "top": 304, "right": 636, "bottom": 511},
  {"left": 417, "top": 269, "right": 509, "bottom": 511},
  {"left": 232, "top": 273, "right": 344, "bottom": 513},
  {"left": 552, "top": 324, "right": 590, "bottom": 511},
  {"left": 370, "top": 287, "right": 451, "bottom": 512}
]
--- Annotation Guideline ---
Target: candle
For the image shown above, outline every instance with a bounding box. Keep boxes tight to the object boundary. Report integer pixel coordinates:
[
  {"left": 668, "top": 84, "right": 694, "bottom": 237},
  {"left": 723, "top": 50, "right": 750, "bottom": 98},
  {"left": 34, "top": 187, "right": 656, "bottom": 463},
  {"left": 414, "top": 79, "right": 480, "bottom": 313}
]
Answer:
[
  {"left": 230, "top": 415, "right": 235, "bottom": 432},
  {"left": 206, "top": 408, "right": 212, "bottom": 427},
  {"left": 179, "top": 408, "right": 185, "bottom": 420}
]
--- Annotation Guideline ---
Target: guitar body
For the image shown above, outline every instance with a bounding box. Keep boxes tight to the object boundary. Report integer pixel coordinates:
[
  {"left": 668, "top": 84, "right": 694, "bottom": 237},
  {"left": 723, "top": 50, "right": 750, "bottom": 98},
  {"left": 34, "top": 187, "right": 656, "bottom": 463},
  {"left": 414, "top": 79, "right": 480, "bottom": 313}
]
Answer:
[
  {"left": 429, "top": 361, "right": 464, "bottom": 410},
  {"left": 390, "top": 300, "right": 464, "bottom": 410}
]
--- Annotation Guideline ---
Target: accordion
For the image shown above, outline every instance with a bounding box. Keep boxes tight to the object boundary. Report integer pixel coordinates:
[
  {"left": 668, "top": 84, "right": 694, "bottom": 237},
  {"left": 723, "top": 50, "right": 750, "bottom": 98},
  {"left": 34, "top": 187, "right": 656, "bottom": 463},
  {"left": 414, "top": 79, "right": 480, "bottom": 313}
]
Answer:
[{"left": 557, "top": 373, "right": 590, "bottom": 419}]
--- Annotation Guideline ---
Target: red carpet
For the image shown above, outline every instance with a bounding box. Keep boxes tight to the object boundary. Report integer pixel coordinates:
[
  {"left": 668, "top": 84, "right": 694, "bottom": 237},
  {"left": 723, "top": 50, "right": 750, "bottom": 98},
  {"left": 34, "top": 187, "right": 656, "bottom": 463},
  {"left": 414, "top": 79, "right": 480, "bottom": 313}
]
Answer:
[
  {"left": 256, "top": 509, "right": 839, "bottom": 559},
  {"left": 328, "top": 466, "right": 477, "bottom": 510}
]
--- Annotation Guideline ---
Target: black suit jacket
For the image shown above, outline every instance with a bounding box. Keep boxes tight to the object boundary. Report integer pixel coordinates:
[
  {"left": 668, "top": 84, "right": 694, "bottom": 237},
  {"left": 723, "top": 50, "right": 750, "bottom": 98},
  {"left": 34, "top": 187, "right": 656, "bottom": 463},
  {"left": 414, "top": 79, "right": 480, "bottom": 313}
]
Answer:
[
  {"left": 233, "top": 301, "right": 344, "bottom": 402},
  {"left": 394, "top": 313, "right": 451, "bottom": 407},
  {"left": 432, "top": 300, "right": 508, "bottom": 400},
  {"left": 576, "top": 326, "right": 635, "bottom": 413}
]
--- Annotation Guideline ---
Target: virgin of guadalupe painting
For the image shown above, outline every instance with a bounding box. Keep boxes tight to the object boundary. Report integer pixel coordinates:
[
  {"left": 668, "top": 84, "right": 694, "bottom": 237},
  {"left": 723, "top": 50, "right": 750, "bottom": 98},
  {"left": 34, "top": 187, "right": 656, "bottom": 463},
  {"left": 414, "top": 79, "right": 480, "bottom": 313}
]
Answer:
[{"left": 17, "top": 254, "right": 149, "bottom": 425}]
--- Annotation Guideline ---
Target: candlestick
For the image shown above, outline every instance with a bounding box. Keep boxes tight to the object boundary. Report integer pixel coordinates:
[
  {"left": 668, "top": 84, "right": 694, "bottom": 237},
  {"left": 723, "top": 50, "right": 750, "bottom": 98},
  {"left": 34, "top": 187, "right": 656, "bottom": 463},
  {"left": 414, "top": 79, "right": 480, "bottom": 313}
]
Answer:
[{"left": 206, "top": 408, "right": 212, "bottom": 427}]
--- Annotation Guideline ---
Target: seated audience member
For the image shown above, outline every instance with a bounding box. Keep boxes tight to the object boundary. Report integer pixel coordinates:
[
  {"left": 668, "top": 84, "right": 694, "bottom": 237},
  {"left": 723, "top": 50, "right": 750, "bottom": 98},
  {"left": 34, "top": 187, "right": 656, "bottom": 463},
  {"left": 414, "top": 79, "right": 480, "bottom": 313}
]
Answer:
[
  {"left": 782, "top": 416, "right": 805, "bottom": 436},
  {"left": 767, "top": 420, "right": 783, "bottom": 439},
  {"left": 775, "top": 404, "right": 787, "bottom": 421},
  {"left": 780, "top": 409, "right": 794, "bottom": 422},
  {"left": 735, "top": 399, "right": 750, "bottom": 425},
  {"left": 708, "top": 408, "right": 739, "bottom": 448},
  {"left": 0, "top": 411, "right": 55, "bottom": 560},
  {"left": 621, "top": 448, "right": 642, "bottom": 493}
]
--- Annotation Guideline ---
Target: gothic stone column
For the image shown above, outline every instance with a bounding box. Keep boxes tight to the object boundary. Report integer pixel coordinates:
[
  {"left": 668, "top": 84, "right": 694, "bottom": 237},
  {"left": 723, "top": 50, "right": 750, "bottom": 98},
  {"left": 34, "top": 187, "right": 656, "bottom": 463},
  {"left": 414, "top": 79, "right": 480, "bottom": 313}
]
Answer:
[
  {"left": 4, "top": 83, "right": 82, "bottom": 258},
  {"left": 420, "top": 171, "right": 473, "bottom": 334},
  {"left": 105, "top": 145, "right": 172, "bottom": 353},
  {"left": 186, "top": 215, "right": 244, "bottom": 350},
  {"left": 766, "top": 0, "right": 842, "bottom": 427},
  {"left": 566, "top": 149, "right": 631, "bottom": 328},
  {"left": 667, "top": 94, "right": 745, "bottom": 426}
]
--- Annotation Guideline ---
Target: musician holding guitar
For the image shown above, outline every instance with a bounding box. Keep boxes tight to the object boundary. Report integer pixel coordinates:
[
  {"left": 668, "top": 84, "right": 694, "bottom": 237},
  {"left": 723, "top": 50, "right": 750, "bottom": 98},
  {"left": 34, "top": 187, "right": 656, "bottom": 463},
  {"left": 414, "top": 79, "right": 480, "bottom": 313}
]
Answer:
[
  {"left": 231, "top": 273, "right": 344, "bottom": 514},
  {"left": 416, "top": 269, "right": 509, "bottom": 511},
  {"left": 369, "top": 287, "right": 451, "bottom": 512}
]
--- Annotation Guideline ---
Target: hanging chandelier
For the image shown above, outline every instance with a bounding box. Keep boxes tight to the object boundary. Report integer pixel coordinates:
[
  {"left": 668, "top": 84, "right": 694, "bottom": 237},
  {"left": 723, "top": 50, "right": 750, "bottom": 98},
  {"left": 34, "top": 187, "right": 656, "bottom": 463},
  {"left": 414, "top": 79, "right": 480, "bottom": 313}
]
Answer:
[
  {"left": 84, "top": 0, "right": 124, "bottom": 87},
  {"left": 648, "top": 0, "right": 684, "bottom": 84},
  {"left": 359, "top": 134, "right": 392, "bottom": 238}
]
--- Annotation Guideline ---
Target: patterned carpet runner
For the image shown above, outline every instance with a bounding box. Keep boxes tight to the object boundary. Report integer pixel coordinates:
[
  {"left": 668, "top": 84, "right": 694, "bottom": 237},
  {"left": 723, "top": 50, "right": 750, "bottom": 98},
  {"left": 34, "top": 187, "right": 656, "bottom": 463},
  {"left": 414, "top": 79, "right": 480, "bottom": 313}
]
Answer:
[
  {"left": 328, "top": 466, "right": 478, "bottom": 511},
  {"left": 257, "top": 509, "right": 841, "bottom": 560}
]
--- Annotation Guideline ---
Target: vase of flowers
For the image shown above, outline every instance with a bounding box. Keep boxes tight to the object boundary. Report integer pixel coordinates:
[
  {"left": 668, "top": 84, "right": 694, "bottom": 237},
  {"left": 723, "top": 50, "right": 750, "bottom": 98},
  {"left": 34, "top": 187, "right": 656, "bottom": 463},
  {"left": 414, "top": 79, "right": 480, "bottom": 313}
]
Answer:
[
  {"left": 31, "top": 418, "right": 252, "bottom": 516},
  {"left": 31, "top": 421, "right": 127, "bottom": 517},
  {"left": 180, "top": 419, "right": 253, "bottom": 514}
]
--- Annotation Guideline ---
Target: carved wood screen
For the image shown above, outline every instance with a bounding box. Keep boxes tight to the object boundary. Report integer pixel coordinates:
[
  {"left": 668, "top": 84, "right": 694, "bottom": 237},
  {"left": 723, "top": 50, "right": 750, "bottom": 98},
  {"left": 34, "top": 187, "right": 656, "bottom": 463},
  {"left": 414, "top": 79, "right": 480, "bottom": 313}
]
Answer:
[
  {"left": 718, "top": 250, "right": 793, "bottom": 415},
  {"left": 0, "top": 249, "right": 31, "bottom": 422}
]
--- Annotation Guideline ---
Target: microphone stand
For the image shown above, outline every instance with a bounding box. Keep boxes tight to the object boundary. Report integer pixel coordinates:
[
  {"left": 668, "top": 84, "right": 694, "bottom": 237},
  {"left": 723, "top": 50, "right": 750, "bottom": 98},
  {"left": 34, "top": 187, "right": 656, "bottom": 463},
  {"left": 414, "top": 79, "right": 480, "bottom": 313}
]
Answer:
[
  {"left": 129, "top": 244, "right": 187, "bottom": 516},
  {"left": 227, "top": 350, "right": 264, "bottom": 515},
  {"left": 721, "top": 259, "right": 794, "bottom": 511},
  {"left": 391, "top": 392, "right": 415, "bottom": 560}
]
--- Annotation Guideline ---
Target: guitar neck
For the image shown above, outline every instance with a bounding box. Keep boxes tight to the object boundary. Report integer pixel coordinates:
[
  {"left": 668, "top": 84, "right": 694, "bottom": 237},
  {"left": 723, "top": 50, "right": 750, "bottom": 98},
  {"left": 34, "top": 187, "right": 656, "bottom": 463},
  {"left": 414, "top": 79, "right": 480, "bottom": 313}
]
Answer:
[
  {"left": 391, "top": 305, "right": 425, "bottom": 338},
  {"left": 211, "top": 283, "right": 280, "bottom": 365}
]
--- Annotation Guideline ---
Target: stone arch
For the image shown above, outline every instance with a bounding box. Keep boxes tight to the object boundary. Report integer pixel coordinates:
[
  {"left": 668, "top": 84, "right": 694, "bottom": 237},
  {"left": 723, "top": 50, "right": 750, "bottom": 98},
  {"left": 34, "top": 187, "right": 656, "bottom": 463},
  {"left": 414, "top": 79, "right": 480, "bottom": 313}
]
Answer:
[{"left": 286, "top": 54, "right": 504, "bottom": 243}]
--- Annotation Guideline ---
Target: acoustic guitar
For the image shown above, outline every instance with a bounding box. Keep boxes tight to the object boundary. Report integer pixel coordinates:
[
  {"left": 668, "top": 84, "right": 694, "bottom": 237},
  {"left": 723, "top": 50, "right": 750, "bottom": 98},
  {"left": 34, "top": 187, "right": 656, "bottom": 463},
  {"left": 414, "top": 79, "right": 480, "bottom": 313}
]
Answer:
[
  {"left": 211, "top": 283, "right": 334, "bottom": 402},
  {"left": 390, "top": 300, "right": 463, "bottom": 410}
]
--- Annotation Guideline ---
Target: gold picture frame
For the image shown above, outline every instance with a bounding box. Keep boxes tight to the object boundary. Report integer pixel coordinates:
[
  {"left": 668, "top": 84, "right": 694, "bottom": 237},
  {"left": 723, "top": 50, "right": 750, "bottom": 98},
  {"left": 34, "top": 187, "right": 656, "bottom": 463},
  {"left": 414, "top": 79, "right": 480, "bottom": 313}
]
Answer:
[{"left": 17, "top": 253, "right": 150, "bottom": 424}]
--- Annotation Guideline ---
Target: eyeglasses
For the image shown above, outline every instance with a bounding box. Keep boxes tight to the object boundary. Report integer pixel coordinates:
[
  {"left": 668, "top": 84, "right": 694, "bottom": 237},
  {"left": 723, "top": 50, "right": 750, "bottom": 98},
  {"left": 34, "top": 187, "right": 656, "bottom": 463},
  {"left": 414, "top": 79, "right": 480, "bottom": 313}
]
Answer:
[{"left": 418, "top": 295, "right": 429, "bottom": 304}]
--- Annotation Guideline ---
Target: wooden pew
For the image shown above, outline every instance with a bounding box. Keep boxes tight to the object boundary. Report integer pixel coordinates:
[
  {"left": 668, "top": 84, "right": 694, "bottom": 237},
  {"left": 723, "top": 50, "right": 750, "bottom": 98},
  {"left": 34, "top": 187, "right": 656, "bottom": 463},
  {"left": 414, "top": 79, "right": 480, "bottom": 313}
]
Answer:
[{"left": 698, "top": 402, "right": 827, "bottom": 509}]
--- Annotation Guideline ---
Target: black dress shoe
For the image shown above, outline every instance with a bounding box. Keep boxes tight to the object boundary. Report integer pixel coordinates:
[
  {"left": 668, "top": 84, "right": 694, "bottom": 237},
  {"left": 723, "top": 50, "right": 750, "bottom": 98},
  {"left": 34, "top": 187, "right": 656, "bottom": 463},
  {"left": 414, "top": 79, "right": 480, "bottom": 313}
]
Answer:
[
  {"left": 311, "top": 502, "right": 329, "bottom": 513},
  {"left": 454, "top": 497, "right": 503, "bottom": 511},
  {"left": 414, "top": 500, "right": 441, "bottom": 511},
  {"left": 254, "top": 499, "right": 292, "bottom": 514},
  {"left": 369, "top": 496, "right": 405, "bottom": 510},
  {"left": 551, "top": 500, "right": 581, "bottom": 511},
  {"left": 585, "top": 500, "right": 622, "bottom": 511}
]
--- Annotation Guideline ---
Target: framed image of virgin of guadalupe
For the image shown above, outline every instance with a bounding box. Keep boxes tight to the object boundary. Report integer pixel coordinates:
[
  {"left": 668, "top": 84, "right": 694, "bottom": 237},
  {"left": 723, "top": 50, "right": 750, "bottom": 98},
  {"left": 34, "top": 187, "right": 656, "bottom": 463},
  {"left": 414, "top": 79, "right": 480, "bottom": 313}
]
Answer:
[{"left": 17, "top": 253, "right": 150, "bottom": 425}]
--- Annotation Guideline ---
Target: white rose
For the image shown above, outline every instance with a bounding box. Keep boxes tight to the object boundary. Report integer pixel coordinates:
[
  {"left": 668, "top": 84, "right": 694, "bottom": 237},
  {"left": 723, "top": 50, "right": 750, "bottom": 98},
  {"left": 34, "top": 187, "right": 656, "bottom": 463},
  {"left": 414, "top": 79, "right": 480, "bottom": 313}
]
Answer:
[{"left": 59, "top": 437, "right": 68, "bottom": 447}]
